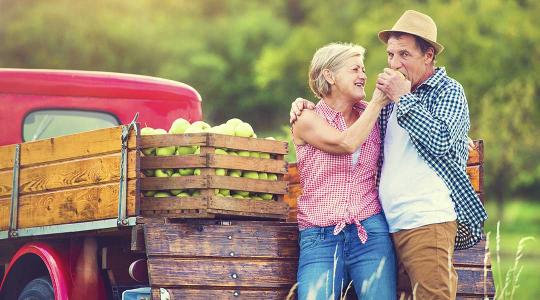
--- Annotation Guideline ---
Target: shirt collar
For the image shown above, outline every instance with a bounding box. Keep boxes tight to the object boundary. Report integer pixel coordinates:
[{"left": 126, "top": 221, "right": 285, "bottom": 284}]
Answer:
[
  {"left": 417, "top": 67, "right": 447, "bottom": 89},
  {"left": 316, "top": 99, "right": 366, "bottom": 123}
]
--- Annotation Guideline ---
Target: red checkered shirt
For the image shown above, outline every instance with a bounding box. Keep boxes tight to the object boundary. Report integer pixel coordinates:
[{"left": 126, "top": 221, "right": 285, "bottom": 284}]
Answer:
[{"left": 295, "top": 100, "right": 382, "bottom": 243}]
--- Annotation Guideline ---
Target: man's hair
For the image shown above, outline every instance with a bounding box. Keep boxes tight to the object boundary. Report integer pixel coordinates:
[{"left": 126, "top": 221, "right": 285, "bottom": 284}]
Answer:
[
  {"left": 308, "top": 42, "right": 365, "bottom": 99},
  {"left": 388, "top": 32, "right": 437, "bottom": 61}
]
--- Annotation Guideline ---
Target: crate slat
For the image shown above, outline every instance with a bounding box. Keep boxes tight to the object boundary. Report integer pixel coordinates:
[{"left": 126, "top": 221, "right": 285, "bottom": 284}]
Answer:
[
  {"left": 208, "top": 134, "right": 288, "bottom": 154},
  {"left": 207, "top": 196, "right": 289, "bottom": 219},
  {"left": 208, "top": 154, "right": 287, "bottom": 174}
]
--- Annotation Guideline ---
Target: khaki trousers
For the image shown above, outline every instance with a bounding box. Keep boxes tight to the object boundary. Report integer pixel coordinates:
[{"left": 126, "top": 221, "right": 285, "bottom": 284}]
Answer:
[{"left": 392, "top": 221, "right": 458, "bottom": 300}]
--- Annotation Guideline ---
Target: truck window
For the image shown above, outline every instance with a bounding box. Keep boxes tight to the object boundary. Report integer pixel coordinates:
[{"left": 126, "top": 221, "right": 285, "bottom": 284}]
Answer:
[{"left": 23, "top": 110, "right": 119, "bottom": 141}]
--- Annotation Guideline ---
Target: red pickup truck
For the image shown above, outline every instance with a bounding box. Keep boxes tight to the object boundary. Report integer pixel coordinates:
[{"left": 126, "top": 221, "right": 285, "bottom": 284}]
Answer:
[{"left": 0, "top": 69, "right": 203, "bottom": 299}]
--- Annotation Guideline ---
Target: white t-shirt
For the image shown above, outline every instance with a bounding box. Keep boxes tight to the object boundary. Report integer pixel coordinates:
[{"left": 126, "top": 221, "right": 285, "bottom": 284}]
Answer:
[{"left": 379, "top": 105, "right": 456, "bottom": 233}]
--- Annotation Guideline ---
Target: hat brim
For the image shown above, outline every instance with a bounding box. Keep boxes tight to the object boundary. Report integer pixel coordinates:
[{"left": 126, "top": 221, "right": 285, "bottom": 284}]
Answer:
[{"left": 378, "top": 30, "right": 444, "bottom": 54}]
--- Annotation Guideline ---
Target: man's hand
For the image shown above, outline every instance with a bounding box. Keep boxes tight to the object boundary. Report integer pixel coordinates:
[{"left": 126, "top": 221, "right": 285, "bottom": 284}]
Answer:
[
  {"left": 290, "top": 98, "right": 315, "bottom": 124},
  {"left": 376, "top": 68, "right": 411, "bottom": 103}
]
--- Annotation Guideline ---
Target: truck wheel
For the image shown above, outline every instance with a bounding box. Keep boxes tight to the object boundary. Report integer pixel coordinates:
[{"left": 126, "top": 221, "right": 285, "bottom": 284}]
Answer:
[{"left": 18, "top": 276, "right": 54, "bottom": 300}]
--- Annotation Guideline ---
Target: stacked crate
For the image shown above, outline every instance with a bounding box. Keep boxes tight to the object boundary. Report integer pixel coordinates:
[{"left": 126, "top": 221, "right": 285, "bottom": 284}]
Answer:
[{"left": 138, "top": 132, "right": 290, "bottom": 220}]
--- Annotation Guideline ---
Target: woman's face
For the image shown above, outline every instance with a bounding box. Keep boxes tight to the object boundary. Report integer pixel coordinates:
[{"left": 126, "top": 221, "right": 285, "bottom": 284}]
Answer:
[{"left": 330, "top": 55, "right": 367, "bottom": 102}]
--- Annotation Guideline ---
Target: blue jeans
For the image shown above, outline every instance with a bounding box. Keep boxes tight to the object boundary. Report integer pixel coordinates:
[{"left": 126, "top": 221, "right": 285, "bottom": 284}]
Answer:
[{"left": 297, "top": 213, "right": 397, "bottom": 300}]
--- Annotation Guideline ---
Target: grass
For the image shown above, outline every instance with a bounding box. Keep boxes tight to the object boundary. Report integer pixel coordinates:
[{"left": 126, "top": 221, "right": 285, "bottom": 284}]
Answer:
[{"left": 484, "top": 199, "right": 540, "bottom": 299}]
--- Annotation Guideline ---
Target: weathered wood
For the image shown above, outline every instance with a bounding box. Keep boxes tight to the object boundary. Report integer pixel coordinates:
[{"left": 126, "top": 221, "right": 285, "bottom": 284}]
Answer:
[
  {"left": 454, "top": 239, "right": 491, "bottom": 267},
  {"left": 208, "top": 154, "right": 287, "bottom": 174},
  {"left": 0, "top": 144, "right": 16, "bottom": 171},
  {"left": 208, "top": 134, "right": 288, "bottom": 154},
  {"left": 1, "top": 126, "right": 136, "bottom": 169},
  {"left": 152, "top": 288, "right": 292, "bottom": 300},
  {"left": 467, "top": 165, "right": 483, "bottom": 194},
  {"left": 147, "top": 258, "right": 297, "bottom": 287},
  {"left": 139, "top": 133, "right": 207, "bottom": 148},
  {"left": 8, "top": 180, "right": 137, "bottom": 229},
  {"left": 144, "top": 222, "right": 298, "bottom": 258},
  {"left": 0, "top": 197, "right": 8, "bottom": 230},
  {"left": 131, "top": 224, "right": 146, "bottom": 252},
  {"left": 207, "top": 196, "right": 289, "bottom": 219},
  {"left": 140, "top": 155, "right": 206, "bottom": 169},
  {"left": 140, "top": 176, "right": 208, "bottom": 190},
  {"left": 467, "top": 140, "right": 484, "bottom": 166},
  {"left": 208, "top": 175, "right": 288, "bottom": 194},
  {"left": 140, "top": 196, "right": 207, "bottom": 211},
  {"left": 0, "top": 151, "right": 137, "bottom": 198}
]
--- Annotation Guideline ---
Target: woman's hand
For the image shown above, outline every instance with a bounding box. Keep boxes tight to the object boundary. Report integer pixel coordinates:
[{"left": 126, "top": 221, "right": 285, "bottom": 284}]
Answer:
[
  {"left": 371, "top": 87, "right": 391, "bottom": 107},
  {"left": 290, "top": 98, "right": 316, "bottom": 124}
]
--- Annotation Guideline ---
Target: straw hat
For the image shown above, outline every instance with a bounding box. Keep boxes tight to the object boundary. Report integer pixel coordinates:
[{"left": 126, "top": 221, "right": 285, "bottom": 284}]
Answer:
[{"left": 378, "top": 10, "right": 444, "bottom": 54}]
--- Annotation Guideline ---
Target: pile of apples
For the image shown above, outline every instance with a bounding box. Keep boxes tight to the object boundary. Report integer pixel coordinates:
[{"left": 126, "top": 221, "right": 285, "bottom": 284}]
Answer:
[{"left": 141, "top": 118, "right": 278, "bottom": 200}]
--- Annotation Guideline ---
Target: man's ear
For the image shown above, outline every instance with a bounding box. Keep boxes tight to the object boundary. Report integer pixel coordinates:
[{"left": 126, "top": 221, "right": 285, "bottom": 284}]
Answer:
[
  {"left": 322, "top": 69, "right": 335, "bottom": 85},
  {"left": 424, "top": 47, "right": 435, "bottom": 64}
]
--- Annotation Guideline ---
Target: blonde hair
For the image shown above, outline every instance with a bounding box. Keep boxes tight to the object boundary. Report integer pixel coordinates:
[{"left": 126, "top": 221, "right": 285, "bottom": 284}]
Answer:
[{"left": 308, "top": 42, "right": 366, "bottom": 99}]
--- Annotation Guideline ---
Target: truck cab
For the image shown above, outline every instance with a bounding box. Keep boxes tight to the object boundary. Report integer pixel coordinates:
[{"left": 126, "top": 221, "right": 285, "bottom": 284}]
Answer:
[
  {"left": 0, "top": 68, "right": 202, "bottom": 145},
  {"left": 0, "top": 69, "right": 203, "bottom": 300}
]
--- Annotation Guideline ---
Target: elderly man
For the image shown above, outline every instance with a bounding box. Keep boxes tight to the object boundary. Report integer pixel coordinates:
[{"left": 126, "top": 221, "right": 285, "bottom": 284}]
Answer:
[{"left": 290, "top": 10, "right": 488, "bottom": 299}]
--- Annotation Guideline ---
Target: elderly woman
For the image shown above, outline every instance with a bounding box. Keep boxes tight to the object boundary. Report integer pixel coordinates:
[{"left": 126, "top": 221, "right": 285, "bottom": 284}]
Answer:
[{"left": 292, "top": 43, "right": 396, "bottom": 300}]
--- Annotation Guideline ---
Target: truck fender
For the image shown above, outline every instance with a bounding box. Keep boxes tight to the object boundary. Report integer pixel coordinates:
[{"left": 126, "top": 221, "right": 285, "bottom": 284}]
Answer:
[{"left": 0, "top": 242, "right": 70, "bottom": 300}]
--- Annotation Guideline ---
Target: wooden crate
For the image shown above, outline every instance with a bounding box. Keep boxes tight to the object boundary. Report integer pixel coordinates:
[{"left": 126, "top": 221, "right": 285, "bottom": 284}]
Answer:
[
  {"left": 0, "top": 126, "right": 139, "bottom": 232},
  {"left": 144, "top": 220, "right": 298, "bottom": 299},
  {"left": 139, "top": 133, "right": 289, "bottom": 220}
]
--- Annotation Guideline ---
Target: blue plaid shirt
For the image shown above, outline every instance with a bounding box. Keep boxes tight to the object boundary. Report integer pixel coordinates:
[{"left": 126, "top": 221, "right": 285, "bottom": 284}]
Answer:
[{"left": 377, "top": 67, "right": 488, "bottom": 249}]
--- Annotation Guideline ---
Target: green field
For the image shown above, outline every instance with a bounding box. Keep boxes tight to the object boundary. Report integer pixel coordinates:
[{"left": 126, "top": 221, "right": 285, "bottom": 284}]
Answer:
[{"left": 484, "top": 199, "right": 540, "bottom": 299}]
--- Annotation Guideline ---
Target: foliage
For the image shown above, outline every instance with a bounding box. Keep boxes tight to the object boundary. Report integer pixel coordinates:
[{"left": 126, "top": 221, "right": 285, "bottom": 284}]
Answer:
[{"left": 0, "top": 0, "right": 539, "bottom": 199}]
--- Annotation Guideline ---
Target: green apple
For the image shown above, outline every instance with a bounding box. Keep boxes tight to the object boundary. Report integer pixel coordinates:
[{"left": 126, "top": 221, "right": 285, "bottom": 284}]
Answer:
[
  {"left": 251, "top": 196, "right": 263, "bottom": 200},
  {"left": 243, "top": 171, "right": 259, "bottom": 180},
  {"left": 238, "top": 150, "right": 250, "bottom": 157},
  {"left": 232, "top": 194, "right": 244, "bottom": 199},
  {"left": 169, "top": 173, "right": 183, "bottom": 195},
  {"left": 194, "top": 168, "right": 201, "bottom": 175},
  {"left": 154, "top": 192, "right": 172, "bottom": 198},
  {"left": 140, "top": 127, "right": 156, "bottom": 156},
  {"left": 234, "top": 122, "right": 255, "bottom": 137},
  {"left": 215, "top": 148, "right": 228, "bottom": 155},
  {"left": 168, "top": 118, "right": 190, "bottom": 134},
  {"left": 268, "top": 173, "right": 278, "bottom": 181},
  {"left": 178, "top": 168, "right": 194, "bottom": 176},
  {"left": 194, "top": 146, "right": 201, "bottom": 154},
  {"left": 235, "top": 191, "right": 250, "bottom": 197},
  {"left": 260, "top": 152, "right": 271, "bottom": 159},
  {"left": 155, "top": 169, "right": 172, "bottom": 177},
  {"left": 176, "top": 192, "right": 190, "bottom": 198},
  {"left": 261, "top": 193, "right": 274, "bottom": 200},
  {"left": 265, "top": 137, "right": 276, "bottom": 140},
  {"left": 143, "top": 190, "right": 156, "bottom": 197},
  {"left": 227, "top": 150, "right": 238, "bottom": 156},
  {"left": 155, "top": 127, "right": 176, "bottom": 156},
  {"left": 258, "top": 172, "right": 268, "bottom": 180},
  {"left": 250, "top": 151, "right": 260, "bottom": 158},
  {"left": 226, "top": 118, "right": 243, "bottom": 129},
  {"left": 229, "top": 170, "right": 242, "bottom": 177},
  {"left": 176, "top": 146, "right": 196, "bottom": 155},
  {"left": 215, "top": 168, "right": 227, "bottom": 176},
  {"left": 192, "top": 190, "right": 201, "bottom": 197},
  {"left": 219, "top": 189, "right": 231, "bottom": 197},
  {"left": 220, "top": 123, "right": 235, "bottom": 135}
]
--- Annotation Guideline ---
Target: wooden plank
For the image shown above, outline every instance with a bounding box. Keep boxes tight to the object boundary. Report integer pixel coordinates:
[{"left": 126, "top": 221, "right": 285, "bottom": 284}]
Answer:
[
  {"left": 208, "top": 154, "right": 287, "bottom": 174},
  {"left": 0, "top": 144, "right": 16, "bottom": 171},
  {"left": 466, "top": 165, "right": 483, "bottom": 193},
  {"left": 283, "top": 183, "right": 301, "bottom": 208},
  {"left": 12, "top": 126, "right": 136, "bottom": 168},
  {"left": 208, "top": 134, "right": 288, "bottom": 154},
  {"left": 467, "top": 140, "right": 483, "bottom": 166},
  {"left": 152, "top": 288, "right": 292, "bottom": 300},
  {"left": 140, "top": 155, "right": 206, "bottom": 169},
  {"left": 15, "top": 180, "right": 137, "bottom": 229},
  {"left": 0, "top": 196, "right": 9, "bottom": 230},
  {"left": 208, "top": 175, "right": 288, "bottom": 194},
  {"left": 147, "top": 258, "right": 297, "bottom": 287},
  {"left": 140, "top": 197, "right": 208, "bottom": 211},
  {"left": 454, "top": 239, "right": 491, "bottom": 267},
  {"left": 0, "top": 151, "right": 137, "bottom": 198},
  {"left": 207, "top": 196, "right": 289, "bottom": 219},
  {"left": 140, "top": 176, "right": 208, "bottom": 190},
  {"left": 144, "top": 222, "right": 298, "bottom": 258},
  {"left": 139, "top": 133, "right": 207, "bottom": 148}
]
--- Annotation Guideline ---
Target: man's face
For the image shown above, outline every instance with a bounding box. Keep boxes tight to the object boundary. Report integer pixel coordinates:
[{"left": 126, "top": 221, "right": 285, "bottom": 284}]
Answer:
[{"left": 386, "top": 34, "right": 433, "bottom": 89}]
